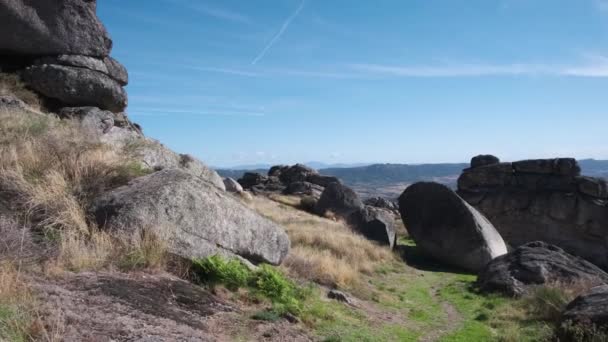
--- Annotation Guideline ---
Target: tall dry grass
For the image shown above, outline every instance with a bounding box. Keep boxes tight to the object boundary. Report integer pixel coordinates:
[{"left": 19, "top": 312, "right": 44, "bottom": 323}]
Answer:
[
  {"left": 248, "top": 194, "right": 395, "bottom": 288},
  {"left": 0, "top": 73, "right": 42, "bottom": 111}
]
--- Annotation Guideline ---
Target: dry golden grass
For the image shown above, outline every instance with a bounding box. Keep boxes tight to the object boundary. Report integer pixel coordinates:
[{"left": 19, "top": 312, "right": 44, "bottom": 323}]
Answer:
[
  {"left": 248, "top": 194, "right": 395, "bottom": 288},
  {"left": 0, "top": 73, "right": 42, "bottom": 111}
]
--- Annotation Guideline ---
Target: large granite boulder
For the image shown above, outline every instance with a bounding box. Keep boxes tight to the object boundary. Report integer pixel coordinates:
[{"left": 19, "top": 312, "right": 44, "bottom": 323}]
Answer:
[
  {"left": 478, "top": 241, "right": 608, "bottom": 296},
  {"left": 399, "top": 182, "right": 508, "bottom": 272},
  {"left": 130, "top": 139, "right": 225, "bottom": 191},
  {"left": 347, "top": 206, "right": 396, "bottom": 248},
  {"left": 306, "top": 174, "right": 340, "bottom": 188},
  {"left": 458, "top": 157, "right": 608, "bottom": 269},
  {"left": 559, "top": 285, "right": 608, "bottom": 339},
  {"left": 34, "top": 55, "right": 128, "bottom": 86},
  {"left": 0, "top": 0, "right": 112, "bottom": 57},
  {"left": 238, "top": 172, "right": 267, "bottom": 189},
  {"left": 278, "top": 164, "right": 317, "bottom": 184},
  {"left": 20, "top": 64, "right": 127, "bottom": 112},
  {"left": 364, "top": 196, "right": 399, "bottom": 214},
  {"left": 93, "top": 169, "right": 290, "bottom": 265},
  {"left": 283, "top": 181, "right": 324, "bottom": 198},
  {"left": 315, "top": 182, "right": 364, "bottom": 217}
]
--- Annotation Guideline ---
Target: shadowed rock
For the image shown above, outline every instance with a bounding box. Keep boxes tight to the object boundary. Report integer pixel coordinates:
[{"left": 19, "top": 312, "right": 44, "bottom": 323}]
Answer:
[
  {"left": 471, "top": 154, "right": 500, "bottom": 168},
  {"left": 478, "top": 241, "right": 608, "bottom": 296},
  {"left": 315, "top": 182, "right": 364, "bottom": 217},
  {"left": 93, "top": 169, "right": 289, "bottom": 265},
  {"left": 398, "top": 182, "right": 508, "bottom": 272},
  {"left": 559, "top": 285, "right": 608, "bottom": 338},
  {"left": 223, "top": 177, "right": 243, "bottom": 193},
  {"left": 0, "top": 0, "right": 112, "bottom": 57},
  {"left": 347, "top": 206, "right": 396, "bottom": 248},
  {"left": 458, "top": 156, "right": 608, "bottom": 269}
]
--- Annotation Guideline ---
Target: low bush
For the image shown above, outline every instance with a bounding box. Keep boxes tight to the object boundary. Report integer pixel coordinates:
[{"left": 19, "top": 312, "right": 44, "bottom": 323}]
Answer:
[{"left": 191, "top": 255, "right": 308, "bottom": 316}]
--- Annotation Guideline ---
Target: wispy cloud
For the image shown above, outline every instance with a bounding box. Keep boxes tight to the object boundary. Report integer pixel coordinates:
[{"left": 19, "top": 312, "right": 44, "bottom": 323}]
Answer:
[
  {"left": 131, "top": 107, "right": 266, "bottom": 117},
  {"left": 251, "top": 0, "right": 307, "bottom": 65},
  {"left": 596, "top": 0, "right": 608, "bottom": 11},
  {"left": 165, "top": 0, "right": 250, "bottom": 23},
  {"left": 350, "top": 57, "right": 608, "bottom": 78},
  {"left": 186, "top": 66, "right": 263, "bottom": 77}
]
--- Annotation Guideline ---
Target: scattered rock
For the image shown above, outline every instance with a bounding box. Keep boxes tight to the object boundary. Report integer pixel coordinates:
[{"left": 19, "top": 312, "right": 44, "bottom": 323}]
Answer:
[
  {"left": 559, "top": 285, "right": 608, "bottom": 338},
  {"left": 315, "top": 182, "right": 364, "bottom": 217},
  {"left": 347, "top": 206, "right": 396, "bottom": 248},
  {"left": 306, "top": 174, "right": 340, "bottom": 188},
  {"left": 458, "top": 156, "right": 608, "bottom": 269},
  {"left": 239, "top": 172, "right": 268, "bottom": 189},
  {"left": 363, "top": 196, "right": 398, "bottom": 213},
  {"left": 20, "top": 64, "right": 127, "bottom": 112},
  {"left": 223, "top": 177, "right": 244, "bottom": 193},
  {"left": 0, "top": 95, "right": 29, "bottom": 112},
  {"left": 284, "top": 181, "right": 324, "bottom": 198},
  {"left": 478, "top": 241, "right": 608, "bottom": 296},
  {"left": 328, "top": 290, "right": 352, "bottom": 304},
  {"left": 0, "top": 0, "right": 112, "bottom": 57},
  {"left": 93, "top": 169, "right": 289, "bottom": 265},
  {"left": 471, "top": 155, "right": 500, "bottom": 168},
  {"left": 399, "top": 182, "right": 508, "bottom": 272}
]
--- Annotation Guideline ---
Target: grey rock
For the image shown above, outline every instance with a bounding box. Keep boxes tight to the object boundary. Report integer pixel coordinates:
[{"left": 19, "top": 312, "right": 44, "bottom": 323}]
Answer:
[
  {"left": 93, "top": 169, "right": 290, "bottom": 265},
  {"left": 0, "top": 95, "right": 29, "bottom": 112},
  {"left": 512, "top": 158, "right": 580, "bottom": 176},
  {"left": 33, "top": 55, "right": 128, "bottom": 86},
  {"left": 471, "top": 154, "right": 500, "bottom": 168},
  {"left": 103, "top": 56, "right": 128, "bottom": 86},
  {"left": 20, "top": 64, "right": 127, "bottom": 112},
  {"left": 399, "top": 182, "right": 508, "bottom": 272},
  {"left": 458, "top": 163, "right": 514, "bottom": 191},
  {"left": 279, "top": 164, "right": 318, "bottom": 184},
  {"left": 223, "top": 178, "right": 243, "bottom": 193},
  {"left": 560, "top": 285, "right": 608, "bottom": 337},
  {"left": 306, "top": 174, "right": 341, "bottom": 188},
  {"left": 283, "top": 181, "right": 324, "bottom": 197},
  {"left": 132, "top": 140, "right": 225, "bottom": 191},
  {"left": 315, "top": 182, "right": 364, "bottom": 217},
  {"left": 478, "top": 241, "right": 608, "bottom": 296},
  {"left": 268, "top": 165, "right": 288, "bottom": 178},
  {"left": 60, "top": 106, "right": 114, "bottom": 134},
  {"left": 577, "top": 176, "right": 608, "bottom": 199},
  {"left": 0, "top": 0, "right": 112, "bottom": 57},
  {"left": 458, "top": 156, "right": 608, "bottom": 269},
  {"left": 238, "top": 172, "right": 268, "bottom": 189},
  {"left": 363, "top": 196, "right": 398, "bottom": 213},
  {"left": 347, "top": 206, "right": 396, "bottom": 249}
]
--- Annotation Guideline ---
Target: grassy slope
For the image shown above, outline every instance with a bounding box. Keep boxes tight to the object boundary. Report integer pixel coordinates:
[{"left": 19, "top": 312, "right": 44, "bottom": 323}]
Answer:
[{"left": 249, "top": 196, "right": 553, "bottom": 342}]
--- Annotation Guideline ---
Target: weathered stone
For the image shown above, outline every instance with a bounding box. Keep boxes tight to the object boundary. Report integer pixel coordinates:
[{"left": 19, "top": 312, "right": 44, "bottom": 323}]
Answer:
[
  {"left": 103, "top": 56, "right": 128, "bottom": 85},
  {"left": 132, "top": 139, "right": 225, "bottom": 191},
  {"left": 347, "top": 206, "right": 396, "bottom": 248},
  {"left": 471, "top": 155, "right": 500, "bottom": 168},
  {"left": 457, "top": 163, "right": 514, "bottom": 191},
  {"left": 279, "top": 164, "right": 318, "bottom": 184},
  {"left": 283, "top": 181, "right": 324, "bottom": 197},
  {"left": 478, "top": 241, "right": 608, "bottom": 296},
  {"left": 223, "top": 178, "right": 243, "bottom": 193},
  {"left": 363, "top": 197, "right": 398, "bottom": 213},
  {"left": 20, "top": 64, "right": 127, "bottom": 112},
  {"left": 315, "top": 182, "right": 364, "bottom": 217},
  {"left": 328, "top": 290, "right": 352, "bottom": 304},
  {"left": 268, "top": 165, "right": 288, "bottom": 178},
  {"left": 0, "top": 0, "right": 112, "bottom": 57},
  {"left": 33, "top": 55, "right": 128, "bottom": 86},
  {"left": 93, "top": 169, "right": 290, "bottom": 265},
  {"left": 238, "top": 172, "right": 267, "bottom": 189},
  {"left": 306, "top": 174, "right": 340, "bottom": 188},
  {"left": 399, "top": 182, "right": 508, "bottom": 272},
  {"left": 512, "top": 158, "right": 580, "bottom": 176},
  {"left": 0, "top": 95, "right": 28, "bottom": 112},
  {"left": 577, "top": 176, "right": 608, "bottom": 199}
]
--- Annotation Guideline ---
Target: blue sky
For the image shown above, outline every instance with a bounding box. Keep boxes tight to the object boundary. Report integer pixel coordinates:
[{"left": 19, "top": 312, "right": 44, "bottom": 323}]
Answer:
[{"left": 98, "top": 0, "right": 608, "bottom": 167}]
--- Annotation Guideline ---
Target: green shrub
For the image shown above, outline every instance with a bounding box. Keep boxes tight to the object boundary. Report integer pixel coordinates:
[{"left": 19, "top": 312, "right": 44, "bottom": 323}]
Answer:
[
  {"left": 251, "top": 310, "right": 282, "bottom": 322},
  {"left": 253, "top": 264, "right": 304, "bottom": 315},
  {"left": 521, "top": 286, "right": 571, "bottom": 322},
  {"left": 191, "top": 255, "right": 251, "bottom": 291},
  {"left": 558, "top": 320, "right": 608, "bottom": 342}
]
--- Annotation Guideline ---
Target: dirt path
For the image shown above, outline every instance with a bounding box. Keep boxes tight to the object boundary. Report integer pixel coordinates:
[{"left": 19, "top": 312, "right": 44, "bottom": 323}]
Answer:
[{"left": 419, "top": 284, "right": 464, "bottom": 342}]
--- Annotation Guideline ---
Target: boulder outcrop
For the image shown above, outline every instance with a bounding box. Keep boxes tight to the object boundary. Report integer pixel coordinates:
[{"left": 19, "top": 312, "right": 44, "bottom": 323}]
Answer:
[
  {"left": 399, "top": 182, "right": 508, "bottom": 272},
  {"left": 93, "top": 169, "right": 290, "bottom": 265},
  {"left": 0, "top": 0, "right": 112, "bottom": 57},
  {"left": 471, "top": 154, "right": 500, "bottom": 169},
  {"left": 223, "top": 177, "right": 243, "bottom": 193},
  {"left": 315, "top": 182, "right": 364, "bottom": 217},
  {"left": 458, "top": 157, "right": 608, "bottom": 269},
  {"left": 347, "top": 206, "right": 396, "bottom": 248},
  {"left": 478, "top": 241, "right": 608, "bottom": 296},
  {"left": 363, "top": 196, "right": 399, "bottom": 214}
]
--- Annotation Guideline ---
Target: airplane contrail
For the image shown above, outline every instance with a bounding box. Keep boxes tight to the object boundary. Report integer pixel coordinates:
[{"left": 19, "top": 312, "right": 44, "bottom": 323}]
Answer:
[{"left": 251, "top": 0, "right": 307, "bottom": 65}]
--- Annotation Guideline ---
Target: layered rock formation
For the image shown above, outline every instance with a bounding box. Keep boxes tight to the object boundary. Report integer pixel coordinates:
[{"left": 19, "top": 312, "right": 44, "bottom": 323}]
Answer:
[
  {"left": 399, "top": 182, "right": 508, "bottom": 272},
  {"left": 0, "top": 0, "right": 128, "bottom": 112},
  {"left": 478, "top": 241, "right": 608, "bottom": 296},
  {"left": 458, "top": 155, "right": 608, "bottom": 269}
]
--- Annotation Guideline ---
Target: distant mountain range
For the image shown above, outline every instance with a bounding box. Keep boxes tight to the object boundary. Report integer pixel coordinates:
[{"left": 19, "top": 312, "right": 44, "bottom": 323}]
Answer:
[{"left": 216, "top": 159, "right": 608, "bottom": 199}]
